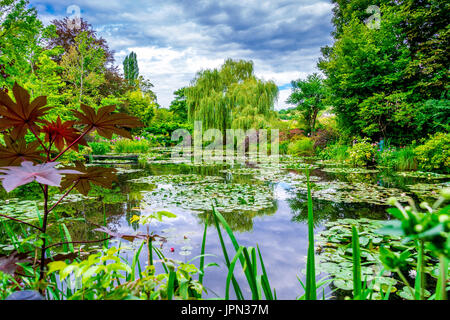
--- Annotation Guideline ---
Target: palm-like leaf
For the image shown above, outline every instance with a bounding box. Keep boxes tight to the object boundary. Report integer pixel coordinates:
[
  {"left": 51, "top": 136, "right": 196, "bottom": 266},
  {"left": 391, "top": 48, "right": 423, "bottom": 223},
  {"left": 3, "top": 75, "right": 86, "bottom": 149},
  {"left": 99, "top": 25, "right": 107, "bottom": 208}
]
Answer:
[
  {"left": 0, "top": 83, "right": 52, "bottom": 139},
  {"left": 60, "top": 163, "right": 118, "bottom": 195},
  {"left": 0, "top": 137, "right": 45, "bottom": 166},
  {"left": 41, "top": 117, "right": 87, "bottom": 151},
  {"left": 72, "top": 104, "right": 143, "bottom": 139}
]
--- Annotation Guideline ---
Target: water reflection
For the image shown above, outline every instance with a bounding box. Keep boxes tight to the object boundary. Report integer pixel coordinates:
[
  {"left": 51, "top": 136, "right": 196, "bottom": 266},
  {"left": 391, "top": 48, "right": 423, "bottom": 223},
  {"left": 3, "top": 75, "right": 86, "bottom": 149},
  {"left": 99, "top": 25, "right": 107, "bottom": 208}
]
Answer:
[{"left": 1, "top": 159, "right": 448, "bottom": 300}]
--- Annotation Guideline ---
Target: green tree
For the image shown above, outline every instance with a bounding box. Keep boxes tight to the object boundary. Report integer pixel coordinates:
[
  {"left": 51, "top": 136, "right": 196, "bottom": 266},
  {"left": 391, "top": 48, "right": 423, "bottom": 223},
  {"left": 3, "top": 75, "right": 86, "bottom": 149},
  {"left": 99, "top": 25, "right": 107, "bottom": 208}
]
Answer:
[
  {"left": 287, "top": 73, "right": 327, "bottom": 134},
  {"left": 169, "top": 87, "right": 188, "bottom": 122},
  {"left": 123, "top": 51, "right": 139, "bottom": 85},
  {"left": 60, "top": 31, "right": 106, "bottom": 104},
  {"left": 125, "top": 89, "right": 157, "bottom": 126},
  {"left": 319, "top": 1, "right": 449, "bottom": 143},
  {"left": 186, "top": 59, "right": 278, "bottom": 132}
]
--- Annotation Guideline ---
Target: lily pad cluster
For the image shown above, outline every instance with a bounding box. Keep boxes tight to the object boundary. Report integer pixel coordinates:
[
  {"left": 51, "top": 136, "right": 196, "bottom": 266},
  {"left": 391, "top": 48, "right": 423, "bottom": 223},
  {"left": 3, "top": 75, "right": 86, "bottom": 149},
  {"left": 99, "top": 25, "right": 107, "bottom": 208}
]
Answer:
[
  {"left": 315, "top": 218, "right": 441, "bottom": 299},
  {"left": 137, "top": 174, "right": 276, "bottom": 213},
  {"left": 290, "top": 181, "right": 411, "bottom": 205}
]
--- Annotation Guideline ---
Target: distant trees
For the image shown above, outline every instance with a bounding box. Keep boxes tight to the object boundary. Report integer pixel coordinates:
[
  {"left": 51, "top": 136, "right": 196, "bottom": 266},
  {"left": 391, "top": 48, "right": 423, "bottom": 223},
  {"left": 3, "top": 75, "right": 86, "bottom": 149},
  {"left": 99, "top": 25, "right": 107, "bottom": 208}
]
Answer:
[
  {"left": 287, "top": 73, "right": 327, "bottom": 134},
  {"left": 186, "top": 59, "right": 278, "bottom": 132},
  {"left": 123, "top": 51, "right": 139, "bottom": 84},
  {"left": 169, "top": 87, "right": 188, "bottom": 122}
]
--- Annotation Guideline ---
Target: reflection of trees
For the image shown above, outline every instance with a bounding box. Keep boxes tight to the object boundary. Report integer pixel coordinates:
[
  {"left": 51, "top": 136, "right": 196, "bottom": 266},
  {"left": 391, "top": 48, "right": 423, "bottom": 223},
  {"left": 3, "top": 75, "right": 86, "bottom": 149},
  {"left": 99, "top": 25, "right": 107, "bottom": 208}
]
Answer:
[
  {"left": 195, "top": 200, "right": 278, "bottom": 233},
  {"left": 288, "top": 191, "right": 389, "bottom": 227}
]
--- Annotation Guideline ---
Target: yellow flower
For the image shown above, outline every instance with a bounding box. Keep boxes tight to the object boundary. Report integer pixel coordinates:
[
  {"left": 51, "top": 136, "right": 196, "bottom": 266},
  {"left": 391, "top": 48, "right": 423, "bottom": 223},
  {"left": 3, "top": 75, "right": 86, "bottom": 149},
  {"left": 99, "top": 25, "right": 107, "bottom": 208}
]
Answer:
[{"left": 130, "top": 215, "right": 141, "bottom": 223}]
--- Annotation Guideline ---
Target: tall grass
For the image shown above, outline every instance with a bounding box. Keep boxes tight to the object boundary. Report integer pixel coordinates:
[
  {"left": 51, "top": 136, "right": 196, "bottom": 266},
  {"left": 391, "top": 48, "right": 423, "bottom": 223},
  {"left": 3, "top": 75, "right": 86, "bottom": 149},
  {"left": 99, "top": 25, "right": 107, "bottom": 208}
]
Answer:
[
  {"left": 211, "top": 207, "right": 275, "bottom": 300},
  {"left": 113, "top": 139, "right": 151, "bottom": 154},
  {"left": 287, "top": 138, "right": 315, "bottom": 156}
]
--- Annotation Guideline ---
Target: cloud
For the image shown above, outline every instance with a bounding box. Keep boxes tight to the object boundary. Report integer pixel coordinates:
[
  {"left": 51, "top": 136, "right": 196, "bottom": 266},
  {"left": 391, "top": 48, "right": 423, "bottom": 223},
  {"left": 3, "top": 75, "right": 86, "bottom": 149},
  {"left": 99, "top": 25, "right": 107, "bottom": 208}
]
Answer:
[{"left": 29, "top": 0, "right": 334, "bottom": 109}]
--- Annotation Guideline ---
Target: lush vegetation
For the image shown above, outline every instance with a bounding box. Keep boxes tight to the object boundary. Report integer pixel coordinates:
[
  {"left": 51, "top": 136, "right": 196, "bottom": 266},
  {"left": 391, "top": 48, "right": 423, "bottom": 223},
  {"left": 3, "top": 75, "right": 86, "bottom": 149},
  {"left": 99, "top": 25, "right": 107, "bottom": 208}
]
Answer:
[{"left": 0, "top": 0, "right": 448, "bottom": 301}]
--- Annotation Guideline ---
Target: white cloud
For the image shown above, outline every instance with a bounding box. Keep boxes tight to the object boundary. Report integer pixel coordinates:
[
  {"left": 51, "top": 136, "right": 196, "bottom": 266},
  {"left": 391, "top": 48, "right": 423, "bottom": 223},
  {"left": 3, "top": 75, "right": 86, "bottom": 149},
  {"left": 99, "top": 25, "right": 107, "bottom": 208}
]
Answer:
[{"left": 30, "top": 0, "right": 334, "bottom": 109}]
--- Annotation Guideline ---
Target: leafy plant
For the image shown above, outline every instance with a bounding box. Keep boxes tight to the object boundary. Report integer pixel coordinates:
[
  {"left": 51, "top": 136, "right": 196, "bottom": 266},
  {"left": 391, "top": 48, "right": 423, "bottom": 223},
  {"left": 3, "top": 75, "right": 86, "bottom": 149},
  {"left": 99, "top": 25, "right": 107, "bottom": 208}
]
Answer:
[
  {"left": 348, "top": 138, "right": 376, "bottom": 167},
  {"left": 113, "top": 138, "right": 151, "bottom": 154},
  {"left": 287, "top": 137, "right": 315, "bottom": 156},
  {"left": 87, "top": 141, "right": 111, "bottom": 155},
  {"left": 414, "top": 133, "right": 450, "bottom": 173},
  {"left": 0, "top": 83, "right": 142, "bottom": 295}
]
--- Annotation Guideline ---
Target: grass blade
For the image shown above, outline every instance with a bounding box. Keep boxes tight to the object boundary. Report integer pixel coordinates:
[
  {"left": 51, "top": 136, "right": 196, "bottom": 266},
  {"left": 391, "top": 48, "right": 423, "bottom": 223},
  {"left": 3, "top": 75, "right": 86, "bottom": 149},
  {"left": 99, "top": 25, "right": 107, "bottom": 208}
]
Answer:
[{"left": 352, "top": 225, "right": 362, "bottom": 299}]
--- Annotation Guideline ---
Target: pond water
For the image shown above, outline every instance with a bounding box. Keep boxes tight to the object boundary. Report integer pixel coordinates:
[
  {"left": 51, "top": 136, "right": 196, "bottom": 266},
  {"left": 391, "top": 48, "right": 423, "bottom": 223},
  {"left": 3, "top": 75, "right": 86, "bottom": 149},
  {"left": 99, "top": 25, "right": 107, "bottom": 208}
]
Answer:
[{"left": 1, "top": 153, "right": 449, "bottom": 299}]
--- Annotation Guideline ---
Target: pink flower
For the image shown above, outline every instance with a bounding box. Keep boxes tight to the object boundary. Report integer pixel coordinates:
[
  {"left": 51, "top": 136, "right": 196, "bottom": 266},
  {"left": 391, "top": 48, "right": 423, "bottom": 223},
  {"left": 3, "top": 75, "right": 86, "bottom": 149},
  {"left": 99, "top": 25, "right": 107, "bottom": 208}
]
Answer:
[
  {"left": 0, "top": 161, "right": 82, "bottom": 192},
  {"left": 170, "top": 247, "right": 175, "bottom": 253}
]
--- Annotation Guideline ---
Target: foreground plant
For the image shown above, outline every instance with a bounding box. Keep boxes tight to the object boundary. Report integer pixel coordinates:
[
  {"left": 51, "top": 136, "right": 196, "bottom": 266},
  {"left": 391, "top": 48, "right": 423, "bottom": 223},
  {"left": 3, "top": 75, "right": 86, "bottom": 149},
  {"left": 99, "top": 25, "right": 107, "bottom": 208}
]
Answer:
[
  {"left": 378, "top": 188, "right": 449, "bottom": 300},
  {"left": 0, "top": 83, "right": 142, "bottom": 294}
]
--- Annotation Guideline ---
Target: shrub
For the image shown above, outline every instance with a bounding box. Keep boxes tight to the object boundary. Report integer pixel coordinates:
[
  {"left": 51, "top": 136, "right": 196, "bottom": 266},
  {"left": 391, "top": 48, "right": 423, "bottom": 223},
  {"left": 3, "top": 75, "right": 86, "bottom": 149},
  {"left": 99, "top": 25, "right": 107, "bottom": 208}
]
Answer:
[
  {"left": 348, "top": 138, "right": 376, "bottom": 167},
  {"left": 287, "top": 137, "right": 315, "bottom": 156},
  {"left": 319, "top": 142, "right": 349, "bottom": 162},
  {"left": 311, "top": 128, "right": 338, "bottom": 150},
  {"left": 113, "top": 138, "right": 151, "bottom": 154},
  {"left": 279, "top": 140, "right": 289, "bottom": 155},
  {"left": 415, "top": 132, "right": 450, "bottom": 173},
  {"left": 59, "top": 149, "right": 87, "bottom": 165},
  {"left": 87, "top": 141, "right": 111, "bottom": 155},
  {"left": 377, "top": 146, "right": 417, "bottom": 171}
]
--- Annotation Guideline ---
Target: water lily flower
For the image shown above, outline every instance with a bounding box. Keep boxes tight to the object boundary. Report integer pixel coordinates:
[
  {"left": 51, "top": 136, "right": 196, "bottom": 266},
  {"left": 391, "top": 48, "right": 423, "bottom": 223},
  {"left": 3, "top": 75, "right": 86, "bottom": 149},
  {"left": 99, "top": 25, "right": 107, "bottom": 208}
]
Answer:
[
  {"left": 170, "top": 247, "right": 175, "bottom": 253},
  {"left": 0, "top": 161, "right": 82, "bottom": 192}
]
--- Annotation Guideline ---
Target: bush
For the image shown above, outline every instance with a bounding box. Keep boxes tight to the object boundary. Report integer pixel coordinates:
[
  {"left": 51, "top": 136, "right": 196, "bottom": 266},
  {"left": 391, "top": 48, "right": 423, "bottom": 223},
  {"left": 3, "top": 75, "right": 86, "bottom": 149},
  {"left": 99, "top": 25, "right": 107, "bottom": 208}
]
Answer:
[
  {"left": 59, "top": 149, "right": 87, "bottom": 165},
  {"left": 87, "top": 141, "right": 111, "bottom": 155},
  {"left": 311, "top": 128, "right": 338, "bottom": 150},
  {"left": 348, "top": 138, "right": 376, "bottom": 167},
  {"left": 377, "top": 146, "right": 417, "bottom": 171},
  {"left": 287, "top": 137, "right": 315, "bottom": 156},
  {"left": 279, "top": 140, "right": 289, "bottom": 155},
  {"left": 319, "top": 143, "right": 349, "bottom": 162},
  {"left": 414, "top": 132, "right": 450, "bottom": 173},
  {"left": 113, "top": 138, "right": 151, "bottom": 154}
]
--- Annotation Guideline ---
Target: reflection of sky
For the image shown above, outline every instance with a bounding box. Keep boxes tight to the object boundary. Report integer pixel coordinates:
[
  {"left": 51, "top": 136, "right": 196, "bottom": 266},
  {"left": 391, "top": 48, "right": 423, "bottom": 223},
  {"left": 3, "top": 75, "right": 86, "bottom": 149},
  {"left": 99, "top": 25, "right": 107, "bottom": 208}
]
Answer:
[{"left": 112, "top": 188, "right": 329, "bottom": 300}]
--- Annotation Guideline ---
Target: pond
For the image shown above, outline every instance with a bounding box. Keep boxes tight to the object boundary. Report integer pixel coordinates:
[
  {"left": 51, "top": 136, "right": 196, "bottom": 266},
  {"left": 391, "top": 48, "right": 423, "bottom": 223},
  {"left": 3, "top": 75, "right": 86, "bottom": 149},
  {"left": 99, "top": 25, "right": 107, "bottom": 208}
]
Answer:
[{"left": 1, "top": 151, "right": 449, "bottom": 299}]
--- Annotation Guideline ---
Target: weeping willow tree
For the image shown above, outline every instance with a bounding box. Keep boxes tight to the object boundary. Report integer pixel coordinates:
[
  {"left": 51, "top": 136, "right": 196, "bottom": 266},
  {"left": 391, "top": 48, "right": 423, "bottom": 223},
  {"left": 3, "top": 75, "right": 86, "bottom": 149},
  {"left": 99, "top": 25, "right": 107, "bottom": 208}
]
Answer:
[{"left": 186, "top": 59, "right": 279, "bottom": 132}]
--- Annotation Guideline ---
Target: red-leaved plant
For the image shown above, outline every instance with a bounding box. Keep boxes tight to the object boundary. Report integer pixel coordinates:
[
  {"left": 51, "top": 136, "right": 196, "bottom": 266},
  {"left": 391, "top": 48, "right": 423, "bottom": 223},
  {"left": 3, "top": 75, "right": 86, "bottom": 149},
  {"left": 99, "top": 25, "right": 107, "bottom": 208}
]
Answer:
[{"left": 0, "top": 83, "right": 142, "bottom": 289}]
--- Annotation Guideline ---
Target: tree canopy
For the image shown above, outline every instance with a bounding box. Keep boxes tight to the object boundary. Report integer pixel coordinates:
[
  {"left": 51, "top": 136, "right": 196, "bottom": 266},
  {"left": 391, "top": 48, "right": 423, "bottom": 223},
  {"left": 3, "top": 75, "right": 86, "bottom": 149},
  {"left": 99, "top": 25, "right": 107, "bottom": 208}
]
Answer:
[
  {"left": 319, "top": 0, "right": 449, "bottom": 143},
  {"left": 186, "top": 59, "right": 279, "bottom": 132}
]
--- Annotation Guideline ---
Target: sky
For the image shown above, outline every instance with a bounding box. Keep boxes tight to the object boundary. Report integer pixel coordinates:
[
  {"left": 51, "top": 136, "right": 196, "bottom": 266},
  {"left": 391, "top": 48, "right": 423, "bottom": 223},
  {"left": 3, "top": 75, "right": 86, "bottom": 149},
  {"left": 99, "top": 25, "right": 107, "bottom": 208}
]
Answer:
[{"left": 29, "top": 0, "right": 335, "bottom": 110}]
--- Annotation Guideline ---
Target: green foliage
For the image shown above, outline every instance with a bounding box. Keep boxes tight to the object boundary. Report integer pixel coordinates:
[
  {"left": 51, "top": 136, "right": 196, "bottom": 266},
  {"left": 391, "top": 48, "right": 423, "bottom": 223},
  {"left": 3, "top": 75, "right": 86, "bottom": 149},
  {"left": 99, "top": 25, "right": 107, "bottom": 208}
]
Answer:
[
  {"left": 319, "top": 142, "right": 349, "bottom": 162},
  {"left": 319, "top": 1, "right": 449, "bottom": 142},
  {"left": 123, "top": 51, "right": 139, "bottom": 84},
  {"left": 113, "top": 138, "right": 151, "bottom": 154},
  {"left": 124, "top": 90, "right": 156, "bottom": 126},
  {"left": 186, "top": 59, "right": 278, "bottom": 133},
  {"left": 169, "top": 87, "right": 188, "bottom": 122},
  {"left": 414, "top": 133, "right": 450, "bottom": 173},
  {"left": 287, "top": 138, "right": 315, "bottom": 157},
  {"left": 377, "top": 146, "right": 417, "bottom": 171},
  {"left": 47, "top": 246, "right": 204, "bottom": 300},
  {"left": 59, "top": 149, "right": 87, "bottom": 165},
  {"left": 287, "top": 73, "right": 327, "bottom": 134},
  {"left": 348, "top": 138, "right": 376, "bottom": 167},
  {"left": 87, "top": 141, "right": 111, "bottom": 155}
]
